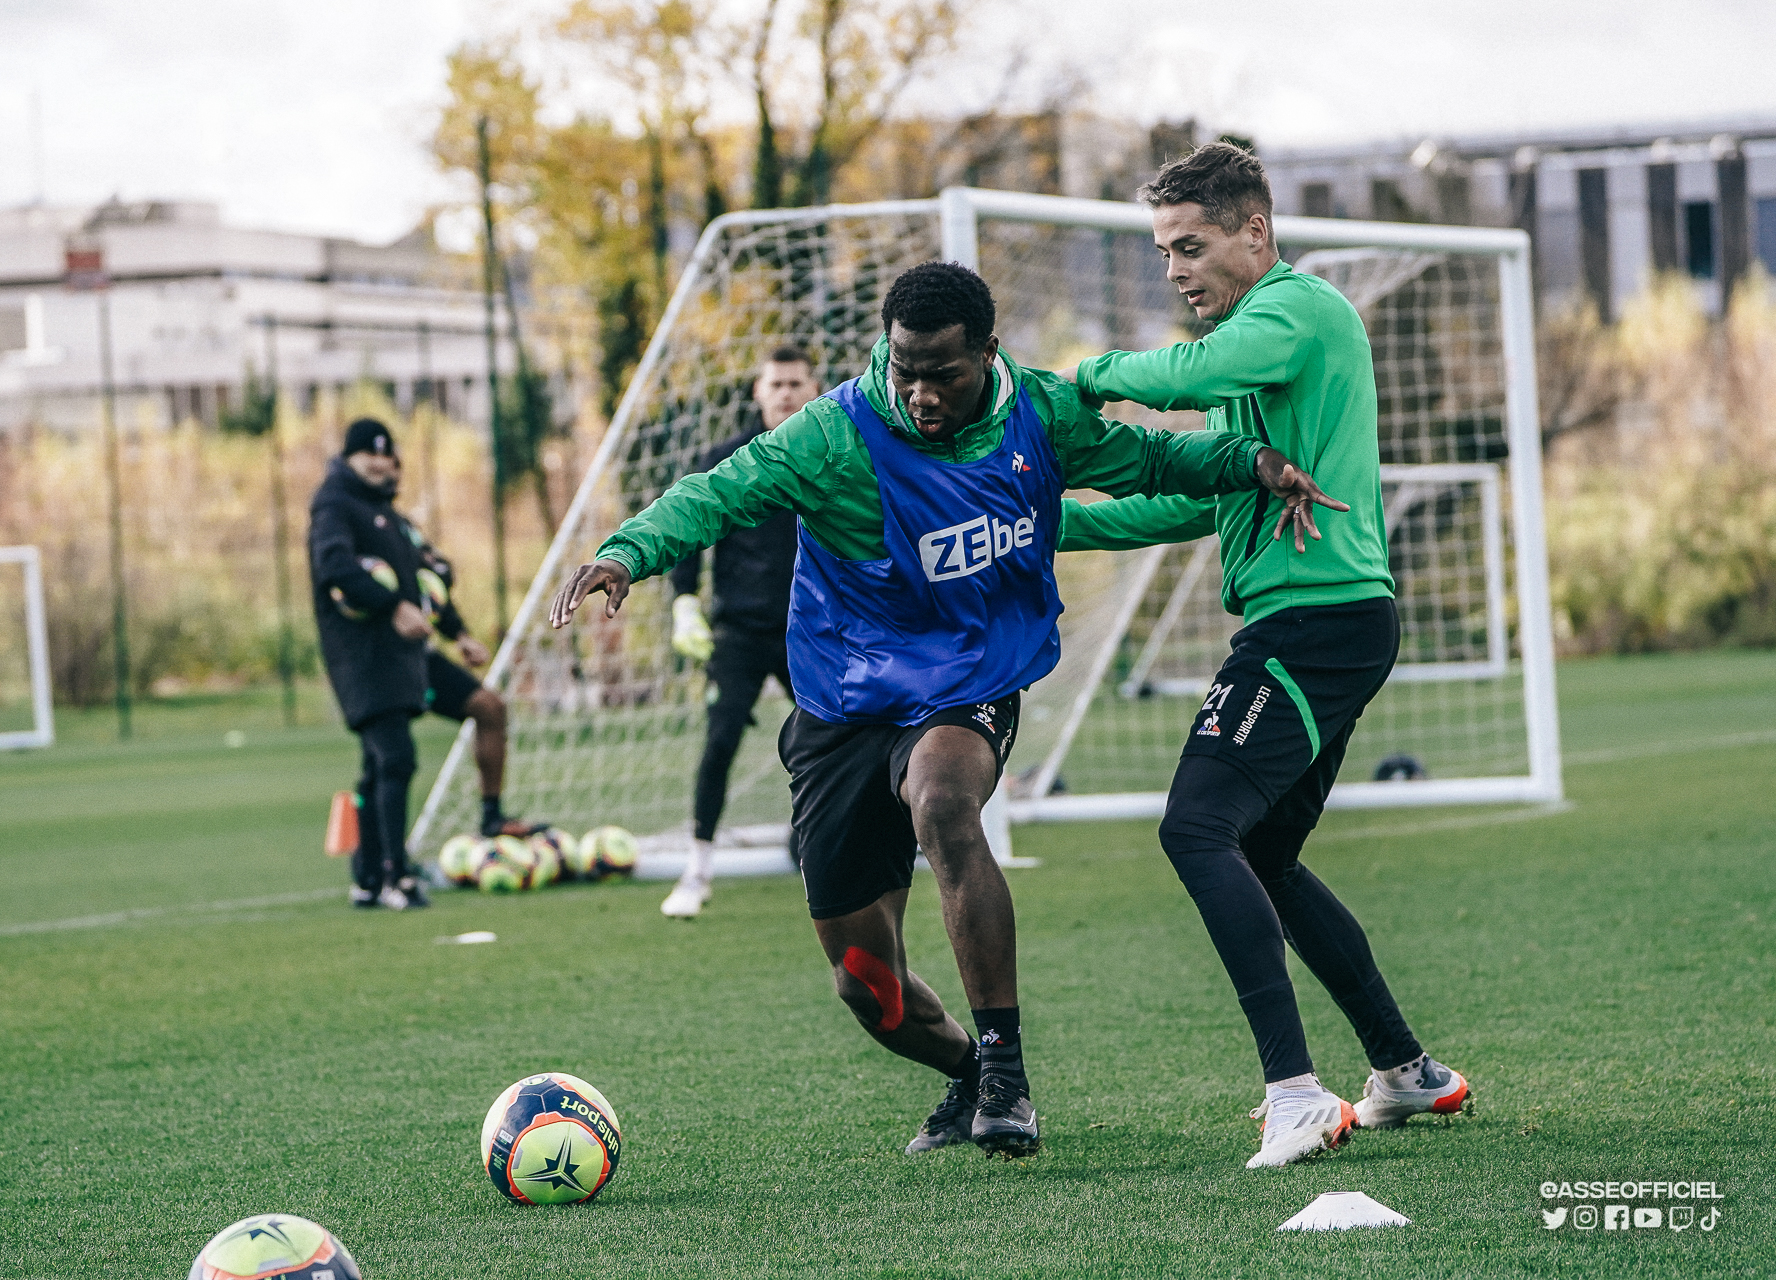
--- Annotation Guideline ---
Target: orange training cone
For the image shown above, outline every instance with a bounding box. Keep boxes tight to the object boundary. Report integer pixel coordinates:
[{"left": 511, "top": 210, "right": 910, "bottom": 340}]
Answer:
[{"left": 324, "top": 790, "right": 359, "bottom": 857}]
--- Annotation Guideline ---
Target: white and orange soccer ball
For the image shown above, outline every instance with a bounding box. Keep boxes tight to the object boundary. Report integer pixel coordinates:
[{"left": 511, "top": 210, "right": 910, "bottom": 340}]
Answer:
[
  {"left": 480, "top": 1072, "right": 622, "bottom": 1206},
  {"left": 189, "top": 1214, "right": 360, "bottom": 1279}
]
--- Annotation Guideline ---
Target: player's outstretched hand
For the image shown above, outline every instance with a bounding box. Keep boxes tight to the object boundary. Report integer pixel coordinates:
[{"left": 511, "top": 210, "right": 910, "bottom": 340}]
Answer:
[
  {"left": 1254, "top": 446, "right": 1350, "bottom": 553},
  {"left": 550, "top": 558, "right": 632, "bottom": 627},
  {"left": 457, "top": 635, "right": 491, "bottom": 667}
]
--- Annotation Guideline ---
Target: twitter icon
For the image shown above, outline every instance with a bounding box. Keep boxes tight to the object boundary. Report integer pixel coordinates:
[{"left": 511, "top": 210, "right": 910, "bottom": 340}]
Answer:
[{"left": 1541, "top": 1208, "right": 1568, "bottom": 1229}]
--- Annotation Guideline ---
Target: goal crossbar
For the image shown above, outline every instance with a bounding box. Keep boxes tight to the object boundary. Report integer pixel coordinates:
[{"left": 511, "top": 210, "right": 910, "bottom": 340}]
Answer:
[{"left": 410, "top": 188, "right": 1562, "bottom": 856}]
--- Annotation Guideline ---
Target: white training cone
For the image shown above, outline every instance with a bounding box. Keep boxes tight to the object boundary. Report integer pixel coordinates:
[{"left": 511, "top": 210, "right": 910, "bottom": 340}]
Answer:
[{"left": 1277, "top": 1191, "right": 1411, "bottom": 1231}]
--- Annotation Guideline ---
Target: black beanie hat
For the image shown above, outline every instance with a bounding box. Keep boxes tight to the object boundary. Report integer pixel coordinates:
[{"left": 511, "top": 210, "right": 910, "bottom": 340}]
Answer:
[{"left": 343, "top": 417, "right": 397, "bottom": 458}]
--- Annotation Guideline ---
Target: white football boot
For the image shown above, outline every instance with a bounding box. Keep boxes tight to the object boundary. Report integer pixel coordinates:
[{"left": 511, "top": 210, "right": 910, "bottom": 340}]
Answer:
[
  {"left": 1245, "top": 1077, "right": 1357, "bottom": 1169},
  {"left": 1353, "top": 1054, "right": 1471, "bottom": 1130},
  {"left": 660, "top": 872, "right": 712, "bottom": 918},
  {"left": 662, "top": 840, "right": 715, "bottom": 919}
]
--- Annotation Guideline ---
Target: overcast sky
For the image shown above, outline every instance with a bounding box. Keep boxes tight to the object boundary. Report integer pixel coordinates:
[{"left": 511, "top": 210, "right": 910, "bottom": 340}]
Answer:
[{"left": 1, "top": 0, "right": 1771, "bottom": 244}]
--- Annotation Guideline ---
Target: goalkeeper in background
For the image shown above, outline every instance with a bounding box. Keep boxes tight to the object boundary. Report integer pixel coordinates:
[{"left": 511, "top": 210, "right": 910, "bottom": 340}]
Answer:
[
  {"left": 662, "top": 346, "right": 819, "bottom": 919},
  {"left": 1062, "top": 143, "right": 1470, "bottom": 1170}
]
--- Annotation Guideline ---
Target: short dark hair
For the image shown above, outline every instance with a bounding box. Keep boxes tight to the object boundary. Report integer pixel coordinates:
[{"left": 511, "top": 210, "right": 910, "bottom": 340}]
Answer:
[
  {"left": 764, "top": 343, "right": 812, "bottom": 368},
  {"left": 881, "top": 261, "right": 996, "bottom": 352},
  {"left": 1137, "top": 142, "right": 1273, "bottom": 238}
]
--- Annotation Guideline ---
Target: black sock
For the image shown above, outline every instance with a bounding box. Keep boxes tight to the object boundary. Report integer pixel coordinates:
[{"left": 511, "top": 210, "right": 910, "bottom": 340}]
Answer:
[
  {"left": 481, "top": 796, "right": 503, "bottom": 829},
  {"left": 972, "top": 1006, "right": 1021, "bottom": 1052},
  {"left": 949, "top": 1040, "right": 980, "bottom": 1092}
]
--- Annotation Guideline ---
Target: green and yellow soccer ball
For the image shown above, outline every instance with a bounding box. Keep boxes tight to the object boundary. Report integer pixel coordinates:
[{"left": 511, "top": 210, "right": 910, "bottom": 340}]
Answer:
[
  {"left": 561, "top": 830, "right": 598, "bottom": 880},
  {"left": 438, "top": 834, "right": 481, "bottom": 887},
  {"left": 189, "top": 1214, "right": 360, "bottom": 1279},
  {"left": 329, "top": 557, "right": 399, "bottom": 621},
  {"left": 480, "top": 1072, "right": 622, "bottom": 1206},
  {"left": 416, "top": 565, "right": 449, "bottom": 623},
  {"left": 476, "top": 835, "right": 535, "bottom": 893},
  {"left": 527, "top": 829, "right": 570, "bottom": 889},
  {"left": 579, "top": 826, "right": 638, "bottom": 881}
]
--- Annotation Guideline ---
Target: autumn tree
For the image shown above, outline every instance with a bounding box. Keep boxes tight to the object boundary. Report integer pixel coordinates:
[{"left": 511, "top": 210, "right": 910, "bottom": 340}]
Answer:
[
  {"left": 751, "top": 0, "right": 959, "bottom": 208},
  {"left": 437, "top": 1, "right": 965, "bottom": 432}
]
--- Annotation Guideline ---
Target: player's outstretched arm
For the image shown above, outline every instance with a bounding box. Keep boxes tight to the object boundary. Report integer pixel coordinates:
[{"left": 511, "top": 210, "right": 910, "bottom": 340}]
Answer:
[
  {"left": 1058, "top": 494, "right": 1218, "bottom": 553},
  {"left": 1254, "top": 446, "right": 1349, "bottom": 553},
  {"left": 1061, "top": 290, "right": 1308, "bottom": 413},
  {"left": 552, "top": 407, "right": 830, "bottom": 628},
  {"left": 1029, "top": 368, "right": 1259, "bottom": 501},
  {"left": 551, "top": 559, "right": 633, "bottom": 627}
]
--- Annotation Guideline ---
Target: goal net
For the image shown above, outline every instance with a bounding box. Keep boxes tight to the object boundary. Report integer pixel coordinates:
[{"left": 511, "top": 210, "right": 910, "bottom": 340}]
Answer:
[
  {"left": 0, "top": 546, "right": 55, "bottom": 750},
  {"left": 410, "top": 190, "right": 1560, "bottom": 858}
]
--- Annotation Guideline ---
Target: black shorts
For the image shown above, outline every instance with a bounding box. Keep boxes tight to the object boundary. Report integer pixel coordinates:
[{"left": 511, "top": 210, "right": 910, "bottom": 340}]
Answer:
[
  {"left": 425, "top": 650, "right": 485, "bottom": 722},
  {"left": 778, "top": 693, "right": 1020, "bottom": 920},
  {"left": 1181, "top": 596, "right": 1399, "bottom": 826}
]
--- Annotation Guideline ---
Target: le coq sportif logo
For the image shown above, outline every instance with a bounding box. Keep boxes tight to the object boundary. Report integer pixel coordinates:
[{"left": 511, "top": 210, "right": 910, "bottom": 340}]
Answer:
[{"left": 919, "top": 509, "right": 1038, "bottom": 583}]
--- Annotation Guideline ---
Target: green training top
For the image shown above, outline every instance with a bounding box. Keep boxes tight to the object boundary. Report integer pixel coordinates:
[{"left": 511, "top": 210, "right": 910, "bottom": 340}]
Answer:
[
  {"left": 1075, "top": 259, "right": 1394, "bottom": 621},
  {"left": 596, "top": 334, "right": 1265, "bottom": 580}
]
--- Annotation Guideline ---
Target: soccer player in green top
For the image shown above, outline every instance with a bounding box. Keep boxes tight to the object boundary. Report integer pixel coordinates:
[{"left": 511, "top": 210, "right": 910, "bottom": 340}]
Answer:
[
  {"left": 1062, "top": 144, "right": 1471, "bottom": 1169},
  {"left": 551, "top": 263, "right": 1340, "bottom": 1159}
]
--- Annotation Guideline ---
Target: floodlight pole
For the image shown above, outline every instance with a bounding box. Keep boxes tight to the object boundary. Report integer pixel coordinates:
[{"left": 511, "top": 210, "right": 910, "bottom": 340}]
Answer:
[
  {"left": 477, "top": 114, "right": 509, "bottom": 636},
  {"left": 97, "top": 288, "right": 131, "bottom": 740},
  {"left": 263, "top": 314, "right": 298, "bottom": 727}
]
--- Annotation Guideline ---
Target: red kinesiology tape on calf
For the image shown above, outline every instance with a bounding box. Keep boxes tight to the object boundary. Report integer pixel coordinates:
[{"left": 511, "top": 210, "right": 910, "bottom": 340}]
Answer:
[{"left": 841, "top": 946, "right": 905, "bottom": 1032}]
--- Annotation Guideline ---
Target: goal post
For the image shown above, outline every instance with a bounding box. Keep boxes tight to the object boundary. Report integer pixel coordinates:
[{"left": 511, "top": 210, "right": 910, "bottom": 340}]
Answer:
[
  {"left": 944, "top": 188, "right": 1561, "bottom": 818},
  {"left": 0, "top": 546, "right": 56, "bottom": 750},
  {"left": 410, "top": 188, "right": 1560, "bottom": 859}
]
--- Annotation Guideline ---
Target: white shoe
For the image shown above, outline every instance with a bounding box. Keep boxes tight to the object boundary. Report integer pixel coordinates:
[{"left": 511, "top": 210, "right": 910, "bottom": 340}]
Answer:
[
  {"left": 1245, "top": 1080, "right": 1357, "bottom": 1169},
  {"left": 376, "top": 884, "right": 411, "bottom": 911},
  {"left": 661, "top": 873, "right": 712, "bottom": 918},
  {"left": 1353, "top": 1056, "right": 1471, "bottom": 1130}
]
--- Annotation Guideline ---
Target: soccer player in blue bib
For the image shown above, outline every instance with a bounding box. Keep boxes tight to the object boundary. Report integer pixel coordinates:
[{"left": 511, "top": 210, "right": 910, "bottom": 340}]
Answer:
[{"left": 551, "top": 263, "right": 1340, "bottom": 1157}]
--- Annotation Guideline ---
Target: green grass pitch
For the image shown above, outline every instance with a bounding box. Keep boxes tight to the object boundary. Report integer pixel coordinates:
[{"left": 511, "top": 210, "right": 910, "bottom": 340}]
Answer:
[{"left": 2, "top": 653, "right": 1772, "bottom": 1278}]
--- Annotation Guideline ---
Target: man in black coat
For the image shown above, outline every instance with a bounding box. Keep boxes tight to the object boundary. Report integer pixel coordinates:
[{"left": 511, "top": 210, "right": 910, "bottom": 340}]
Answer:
[
  {"left": 659, "top": 345, "right": 818, "bottom": 918},
  {"left": 308, "top": 418, "right": 436, "bottom": 910}
]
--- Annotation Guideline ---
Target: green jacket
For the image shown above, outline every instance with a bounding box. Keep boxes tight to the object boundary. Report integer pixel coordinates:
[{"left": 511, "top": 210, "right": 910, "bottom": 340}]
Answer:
[
  {"left": 1075, "top": 259, "right": 1394, "bottom": 621},
  {"left": 597, "top": 335, "right": 1266, "bottom": 579}
]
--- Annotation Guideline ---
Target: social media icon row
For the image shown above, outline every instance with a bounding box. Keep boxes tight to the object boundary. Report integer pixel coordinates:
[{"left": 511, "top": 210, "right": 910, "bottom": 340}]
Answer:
[{"left": 1543, "top": 1205, "right": 1719, "bottom": 1231}]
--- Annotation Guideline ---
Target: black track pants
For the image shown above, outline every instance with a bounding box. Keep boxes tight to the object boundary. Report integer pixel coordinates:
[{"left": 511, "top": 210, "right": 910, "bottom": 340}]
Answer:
[
  {"left": 1158, "top": 599, "right": 1421, "bottom": 1082},
  {"left": 353, "top": 710, "right": 418, "bottom": 891},
  {"left": 693, "top": 625, "right": 793, "bottom": 842}
]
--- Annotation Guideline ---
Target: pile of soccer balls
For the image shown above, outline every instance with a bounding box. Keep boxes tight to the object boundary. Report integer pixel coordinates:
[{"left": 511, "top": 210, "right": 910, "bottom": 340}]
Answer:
[
  {"left": 436, "top": 826, "right": 638, "bottom": 893},
  {"left": 190, "top": 1073, "right": 622, "bottom": 1274}
]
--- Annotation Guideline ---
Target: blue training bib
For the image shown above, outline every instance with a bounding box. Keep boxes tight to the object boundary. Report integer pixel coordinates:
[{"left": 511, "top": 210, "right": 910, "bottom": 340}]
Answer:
[{"left": 786, "top": 375, "right": 1065, "bottom": 725}]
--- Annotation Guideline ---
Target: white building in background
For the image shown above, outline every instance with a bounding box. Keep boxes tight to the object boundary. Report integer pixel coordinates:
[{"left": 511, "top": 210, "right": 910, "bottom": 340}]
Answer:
[
  {"left": 1264, "top": 116, "right": 1776, "bottom": 320},
  {"left": 0, "top": 199, "right": 515, "bottom": 434}
]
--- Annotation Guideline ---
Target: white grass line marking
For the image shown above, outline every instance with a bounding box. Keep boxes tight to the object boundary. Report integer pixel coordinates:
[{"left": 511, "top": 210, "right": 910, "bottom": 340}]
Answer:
[
  {"left": 1317, "top": 801, "right": 1575, "bottom": 845},
  {"left": 0, "top": 887, "right": 341, "bottom": 937},
  {"left": 1563, "top": 727, "right": 1776, "bottom": 765},
  {"left": 8, "top": 729, "right": 1759, "bottom": 938}
]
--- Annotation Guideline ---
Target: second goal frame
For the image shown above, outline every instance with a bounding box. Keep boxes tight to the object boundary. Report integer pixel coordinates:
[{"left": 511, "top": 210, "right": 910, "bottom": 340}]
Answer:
[{"left": 939, "top": 187, "right": 1562, "bottom": 818}]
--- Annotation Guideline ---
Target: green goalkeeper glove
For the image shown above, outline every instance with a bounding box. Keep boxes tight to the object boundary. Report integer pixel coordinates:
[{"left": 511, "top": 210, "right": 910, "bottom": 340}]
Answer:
[{"left": 671, "top": 594, "right": 715, "bottom": 663}]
